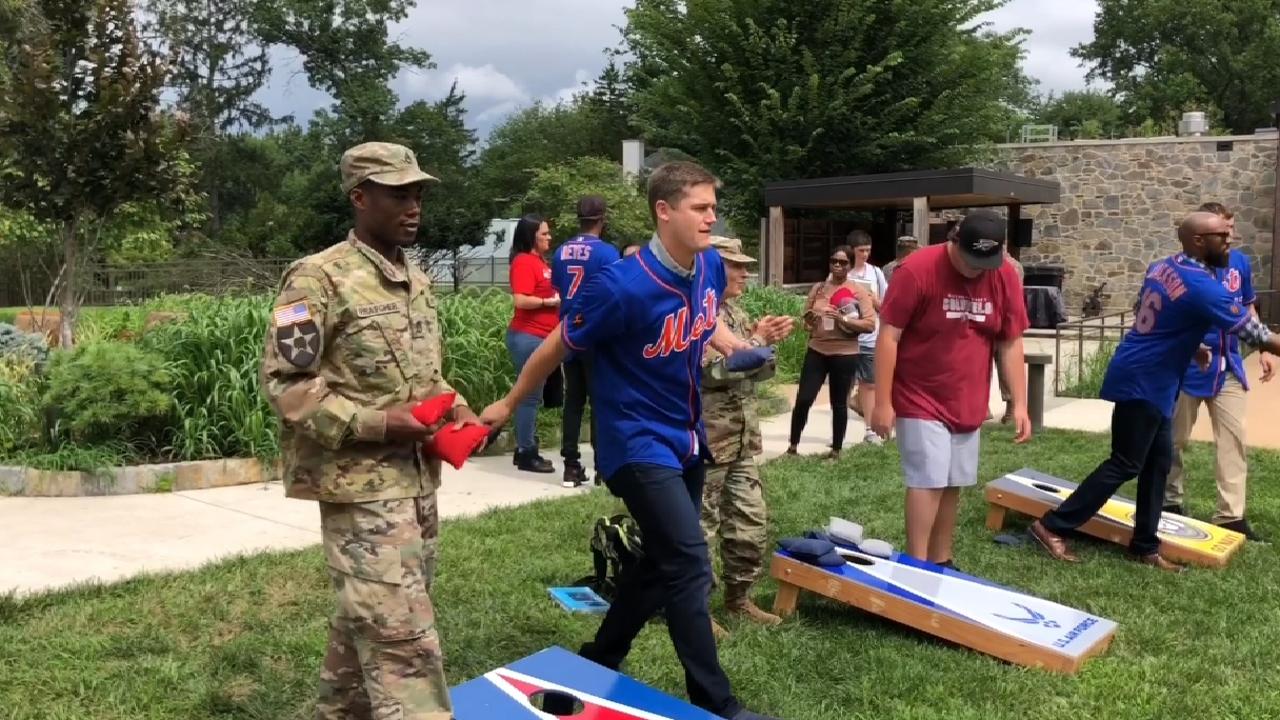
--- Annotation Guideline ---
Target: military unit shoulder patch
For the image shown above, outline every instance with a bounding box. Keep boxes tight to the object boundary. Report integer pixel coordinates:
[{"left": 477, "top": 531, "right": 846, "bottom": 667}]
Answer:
[{"left": 273, "top": 300, "right": 320, "bottom": 368}]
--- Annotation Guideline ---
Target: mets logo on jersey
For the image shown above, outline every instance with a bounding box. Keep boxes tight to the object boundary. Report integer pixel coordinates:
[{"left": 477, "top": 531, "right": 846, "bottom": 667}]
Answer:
[
  {"left": 643, "top": 289, "right": 718, "bottom": 359},
  {"left": 1224, "top": 268, "right": 1241, "bottom": 293}
]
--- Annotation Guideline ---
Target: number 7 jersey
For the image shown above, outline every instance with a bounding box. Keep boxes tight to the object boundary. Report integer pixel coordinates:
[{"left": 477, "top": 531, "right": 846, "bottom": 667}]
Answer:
[
  {"left": 551, "top": 233, "right": 622, "bottom": 319},
  {"left": 1101, "top": 252, "right": 1253, "bottom": 418}
]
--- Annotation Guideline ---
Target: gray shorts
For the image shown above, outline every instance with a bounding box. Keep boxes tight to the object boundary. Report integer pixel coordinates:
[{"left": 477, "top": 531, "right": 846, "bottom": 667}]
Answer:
[
  {"left": 854, "top": 350, "right": 875, "bottom": 383},
  {"left": 896, "top": 418, "right": 980, "bottom": 489}
]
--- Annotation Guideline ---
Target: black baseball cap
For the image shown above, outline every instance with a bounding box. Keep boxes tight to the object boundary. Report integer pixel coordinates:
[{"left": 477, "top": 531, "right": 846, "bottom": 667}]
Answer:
[
  {"left": 954, "top": 210, "right": 1007, "bottom": 270},
  {"left": 576, "top": 195, "right": 607, "bottom": 221}
]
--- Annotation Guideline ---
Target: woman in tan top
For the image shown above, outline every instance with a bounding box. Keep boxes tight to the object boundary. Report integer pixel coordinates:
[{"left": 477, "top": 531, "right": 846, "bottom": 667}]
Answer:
[{"left": 787, "top": 245, "right": 876, "bottom": 458}]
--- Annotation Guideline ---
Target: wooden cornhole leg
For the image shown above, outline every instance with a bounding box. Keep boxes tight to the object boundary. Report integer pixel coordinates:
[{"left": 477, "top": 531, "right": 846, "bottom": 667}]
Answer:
[
  {"left": 986, "top": 503, "right": 1007, "bottom": 531},
  {"left": 772, "top": 580, "right": 802, "bottom": 618}
]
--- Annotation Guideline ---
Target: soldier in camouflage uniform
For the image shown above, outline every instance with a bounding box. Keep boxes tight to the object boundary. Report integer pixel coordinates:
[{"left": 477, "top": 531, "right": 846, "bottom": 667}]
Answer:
[
  {"left": 700, "top": 236, "right": 794, "bottom": 629},
  {"left": 261, "top": 142, "right": 482, "bottom": 720}
]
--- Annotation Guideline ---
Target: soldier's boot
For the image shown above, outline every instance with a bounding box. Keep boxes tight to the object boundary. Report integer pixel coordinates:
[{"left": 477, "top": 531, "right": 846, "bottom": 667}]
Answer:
[
  {"left": 710, "top": 617, "right": 730, "bottom": 641},
  {"left": 724, "top": 583, "right": 782, "bottom": 626}
]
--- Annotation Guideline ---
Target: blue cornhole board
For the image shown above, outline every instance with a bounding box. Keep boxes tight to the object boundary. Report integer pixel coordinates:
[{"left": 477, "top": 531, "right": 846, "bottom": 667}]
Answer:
[{"left": 451, "top": 645, "right": 723, "bottom": 719}]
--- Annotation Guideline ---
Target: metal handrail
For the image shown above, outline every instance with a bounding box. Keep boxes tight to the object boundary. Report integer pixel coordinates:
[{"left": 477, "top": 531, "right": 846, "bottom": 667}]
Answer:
[{"left": 1053, "top": 309, "right": 1130, "bottom": 396}]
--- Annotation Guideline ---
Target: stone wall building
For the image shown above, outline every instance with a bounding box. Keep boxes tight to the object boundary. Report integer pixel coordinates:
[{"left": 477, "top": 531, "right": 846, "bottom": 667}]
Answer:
[{"left": 991, "top": 134, "right": 1278, "bottom": 314}]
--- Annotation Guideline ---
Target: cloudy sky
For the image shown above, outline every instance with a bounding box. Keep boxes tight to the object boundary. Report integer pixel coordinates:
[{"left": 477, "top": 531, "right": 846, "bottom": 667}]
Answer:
[{"left": 256, "top": 0, "right": 1104, "bottom": 141}]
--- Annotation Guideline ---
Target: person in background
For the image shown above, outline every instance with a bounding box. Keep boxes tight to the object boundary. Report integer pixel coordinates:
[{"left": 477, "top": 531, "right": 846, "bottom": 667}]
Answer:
[
  {"left": 551, "top": 195, "right": 620, "bottom": 488},
  {"left": 871, "top": 210, "right": 1030, "bottom": 569},
  {"left": 882, "top": 235, "right": 919, "bottom": 283},
  {"left": 622, "top": 243, "right": 642, "bottom": 257},
  {"left": 506, "top": 214, "right": 560, "bottom": 474},
  {"left": 845, "top": 230, "right": 889, "bottom": 446},
  {"left": 1164, "top": 201, "right": 1272, "bottom": 540},
  {"left": 787, "top": 244, "right": 876, "bottom": 459}
]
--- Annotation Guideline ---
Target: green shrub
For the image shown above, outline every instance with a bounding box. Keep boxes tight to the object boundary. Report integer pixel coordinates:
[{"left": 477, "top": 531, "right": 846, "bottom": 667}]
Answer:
[
  {"left": 44, "top": 342, "right": 174, "bottom": 448},
  {"left": 0, "top": 322, "right": 49, "bottom": 368},
  {"left": 739, "top": 285, "right": 807, "bottom": 381},
  {"left": 0, "top": 309, "right": 16, "bottom": 325},
  {"left": 1060, "top": 340, "right": 1116, "bottom": 399},
  {"left": 74, "top": 307, "right": 148, "bottom": 345},
  {"left": 0, "top": 359, "right": 45, "bottom": 455},
  {"left": 140, "top": 295, "right": 277, "bottom": 461}
]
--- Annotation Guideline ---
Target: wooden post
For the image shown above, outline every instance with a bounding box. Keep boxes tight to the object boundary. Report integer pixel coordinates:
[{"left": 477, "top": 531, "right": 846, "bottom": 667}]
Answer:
[
  {"left": 912, "top": 196, "right": 929, "bottom": 245},
  {"left": 768, "top": 206, "right": 785, "bottom": 286},
  {"left": 1025, "top": 352, "right": 1052, "bottom": 432},
  {"left": 1007, "top": 203, "right": 1023, "bottom": 261}
]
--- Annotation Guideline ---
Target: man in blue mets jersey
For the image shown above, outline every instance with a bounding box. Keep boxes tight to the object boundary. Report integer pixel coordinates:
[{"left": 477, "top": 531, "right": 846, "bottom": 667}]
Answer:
[
  {"left": 550, "top": 195, "right": 621, "bottom": 488},
  {"left": 1030, "top": 212, "right": 1280, "bottom": 572},
  {"left": 480, "top": 162, "right": 792, "bottom": 720}
]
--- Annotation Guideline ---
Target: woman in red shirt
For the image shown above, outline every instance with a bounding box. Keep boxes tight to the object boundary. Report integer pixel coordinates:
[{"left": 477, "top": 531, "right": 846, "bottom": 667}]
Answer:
[{"left": 506, "top": 214, "right": 560, "bottom": 473}]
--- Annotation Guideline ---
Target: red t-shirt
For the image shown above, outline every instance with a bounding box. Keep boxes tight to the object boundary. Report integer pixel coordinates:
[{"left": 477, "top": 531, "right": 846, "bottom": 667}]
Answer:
[
  {"left": 879, "top": 243, "right": 1029, "bottom": 433},
  {"left": 509, "top": 252, "right": 559, "bottom": 337}
]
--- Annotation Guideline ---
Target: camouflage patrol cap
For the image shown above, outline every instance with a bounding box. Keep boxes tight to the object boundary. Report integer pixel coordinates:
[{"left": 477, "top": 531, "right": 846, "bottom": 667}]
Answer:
[
  {"left": 711, "top": 235, "right": 755, "bottom": 264},
  {"left": 340, "top": 142, "right": 439, "bottom": 193}
]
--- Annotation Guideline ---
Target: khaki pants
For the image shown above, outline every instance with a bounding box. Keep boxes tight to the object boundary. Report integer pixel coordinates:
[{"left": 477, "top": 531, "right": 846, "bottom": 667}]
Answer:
[
  {"left": 315, "top": 495, "right": 452, "bottom": 720},
  {"left": 1166, "top": 376, "right": 1248, "bottom": 523}
]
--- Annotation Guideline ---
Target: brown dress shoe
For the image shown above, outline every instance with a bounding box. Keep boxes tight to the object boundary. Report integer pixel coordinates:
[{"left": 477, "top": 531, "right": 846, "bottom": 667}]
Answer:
[
  {"left": 1028, "top": 520, "right": 1081, "bottom": 563},
  {"left": 1130, "top": 552, "right": 1186, "bottom": 573}
]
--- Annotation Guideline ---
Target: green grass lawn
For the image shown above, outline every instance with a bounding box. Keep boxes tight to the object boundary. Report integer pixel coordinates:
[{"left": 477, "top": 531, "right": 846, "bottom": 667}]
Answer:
[{"left": 4, "top": 426, "right": 1279, "bottom": 719}]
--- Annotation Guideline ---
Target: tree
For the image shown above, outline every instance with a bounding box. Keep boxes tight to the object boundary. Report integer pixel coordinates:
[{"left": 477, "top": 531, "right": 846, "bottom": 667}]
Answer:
[
  {"left": 1073, "top": 0, "right": 1280, "bottom": 135},
  {"left": 0, "top": 0, "right": 194, "bottom": 345},
  {"left": 475, "top": 97, "right": 633, "bottom": 214},
  {"left": 520, "top": 156, "right": 651, "bottom": 249},
  {"left": 1034, "top": 90, "right": 1129, "bottom": 140},
  {"left": 617, "top": 0, "right": 1036, "bottom": 233},
  {"left": 148, "top": 0, "right": 280, "bottom": 235},
  {"left": 253, "top": 0, "right": 433, "bottom": 141}
]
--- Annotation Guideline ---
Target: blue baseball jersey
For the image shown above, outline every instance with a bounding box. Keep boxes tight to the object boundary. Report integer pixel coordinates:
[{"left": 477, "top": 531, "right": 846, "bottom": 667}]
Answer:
[
  {"left": 550, "top": 234, "right": 621, "bottom": 320},
  {"left": 1101, "top": 253, "right": 1253, "bottom": 417},
  {"left": 561, "top": 245, "right": 727, "bottom": 480},
  {"left": 1180, "top": 250, "right": 1256, "bottom": 398}
]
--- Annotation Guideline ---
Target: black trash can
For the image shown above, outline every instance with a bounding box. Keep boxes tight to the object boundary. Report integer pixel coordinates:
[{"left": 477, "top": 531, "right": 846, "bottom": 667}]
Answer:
[{"left": 1023, "top": 264, "right": 1065, "bottom": 289}]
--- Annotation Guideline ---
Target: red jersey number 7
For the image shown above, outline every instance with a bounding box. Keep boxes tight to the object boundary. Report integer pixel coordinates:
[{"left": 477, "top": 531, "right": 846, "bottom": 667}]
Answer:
[{"left": 567, "top": 266, "right": 585, "bottom": 299}]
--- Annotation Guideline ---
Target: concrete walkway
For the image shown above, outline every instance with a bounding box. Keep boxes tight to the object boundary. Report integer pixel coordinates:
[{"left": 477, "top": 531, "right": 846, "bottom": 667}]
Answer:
[{"left": 7, "top": 342, "right": 1277, "bottom": 596}]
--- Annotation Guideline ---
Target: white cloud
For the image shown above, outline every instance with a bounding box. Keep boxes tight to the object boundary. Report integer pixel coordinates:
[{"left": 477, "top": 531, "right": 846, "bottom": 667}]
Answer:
[
  {"left": 404, "top": 62, "right": 529, "bottom": 103},
  {"left": 542, "top": 69, "right": 596, "bottom": 106},
  {"left": 979, "top": 0, "right": 1105, "bottom": 95}
]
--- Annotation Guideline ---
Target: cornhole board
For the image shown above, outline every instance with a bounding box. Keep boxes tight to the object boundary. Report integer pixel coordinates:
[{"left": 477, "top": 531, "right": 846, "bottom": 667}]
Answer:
[
  {"left": 984, "top": 467, "right": 1245, "bottom": 568},
  {"left": 451, "top": 645, "right": 722, "bottom": 719},
  {"left": 770, "top": 545, "right": 1116, "bottom": 674}
]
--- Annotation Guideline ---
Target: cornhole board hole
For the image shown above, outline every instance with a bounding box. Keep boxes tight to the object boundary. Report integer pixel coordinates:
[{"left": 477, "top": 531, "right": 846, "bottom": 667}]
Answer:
[
  {"left": 451, "top": 645, "right": 723, "bottom": 719},
  {"left": 770, "top": 546, "right": 1116, "bottom": 674},
  {"left": 984, "top": 467, "right": 1245, "bottom": 568}
]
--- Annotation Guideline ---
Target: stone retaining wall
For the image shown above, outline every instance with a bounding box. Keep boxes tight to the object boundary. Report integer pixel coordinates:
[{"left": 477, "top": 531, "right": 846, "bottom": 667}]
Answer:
[{"left": 0, "top": 457, "right": 276, "bottom": 497}]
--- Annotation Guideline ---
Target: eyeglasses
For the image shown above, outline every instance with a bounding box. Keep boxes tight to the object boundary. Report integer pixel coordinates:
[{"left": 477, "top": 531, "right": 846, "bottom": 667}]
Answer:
[{"left": 829, "top": 257, "right": 850, "bottom": 266}]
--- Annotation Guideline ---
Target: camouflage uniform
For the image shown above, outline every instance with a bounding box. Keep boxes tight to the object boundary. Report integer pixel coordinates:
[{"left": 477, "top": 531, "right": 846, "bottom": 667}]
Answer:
[
  {"left": 700, "top": 239, "right": 776, "bottom": 602},
  {"left": 261, "top": 142, "right": 459, "bottom": 720}
]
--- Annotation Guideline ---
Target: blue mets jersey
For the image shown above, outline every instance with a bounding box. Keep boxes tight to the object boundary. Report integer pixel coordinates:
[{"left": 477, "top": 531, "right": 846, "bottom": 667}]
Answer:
[
  {"left": 561, "top": 245, "right": 726, "bottom": 480},
  {"left": 1179, "top": 249, "right": 1256, "bottom": 398},
  {"left": 550, "top": 233, "right": 621, "bottom": 320},
  {"left": 1101, "top": 253, "right": 1254, "bottom": 417}
]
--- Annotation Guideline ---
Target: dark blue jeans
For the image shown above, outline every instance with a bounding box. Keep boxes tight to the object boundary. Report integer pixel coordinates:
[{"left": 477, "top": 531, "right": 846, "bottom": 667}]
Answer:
[
  {"left": 1043, "top": 399, "right": 1172, "bottom": 556},
  {"left": 504, "top": 328, "right": 546, "bottom": 452},
  {"left": 581, "top": 462, "right": 740, "bottom": 717}
]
